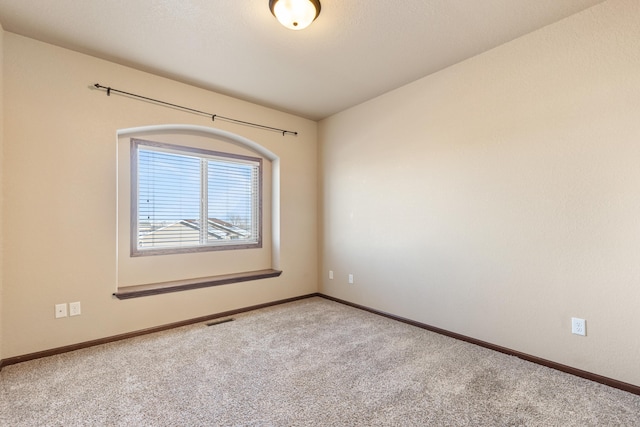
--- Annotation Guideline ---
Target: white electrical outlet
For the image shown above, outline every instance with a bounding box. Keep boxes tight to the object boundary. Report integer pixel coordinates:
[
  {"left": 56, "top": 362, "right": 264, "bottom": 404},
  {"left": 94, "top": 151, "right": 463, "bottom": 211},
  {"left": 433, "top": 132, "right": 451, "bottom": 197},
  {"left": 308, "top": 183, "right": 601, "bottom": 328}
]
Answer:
[
  {"left": 329, "top": 270, "right": 334, "bottom": 280},
  {"left": 55, "top": 303, "right": 68, "bottom": 319},
  {"left": 571, "top": 317, "right": 586, "bottom": 336},
  {"left": 69, "top": 301, "right": 81, "bottom": 316},
  {"left": 348, "top": 274, "right": 354, "bottom": 284}
]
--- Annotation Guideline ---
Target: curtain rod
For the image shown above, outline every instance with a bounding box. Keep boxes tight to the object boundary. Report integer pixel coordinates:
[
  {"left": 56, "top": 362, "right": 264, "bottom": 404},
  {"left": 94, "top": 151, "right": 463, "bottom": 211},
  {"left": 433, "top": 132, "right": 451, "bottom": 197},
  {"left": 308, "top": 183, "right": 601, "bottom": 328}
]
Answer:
[{"left": 93, "top": 83, "right": 298, "bottom": 136}]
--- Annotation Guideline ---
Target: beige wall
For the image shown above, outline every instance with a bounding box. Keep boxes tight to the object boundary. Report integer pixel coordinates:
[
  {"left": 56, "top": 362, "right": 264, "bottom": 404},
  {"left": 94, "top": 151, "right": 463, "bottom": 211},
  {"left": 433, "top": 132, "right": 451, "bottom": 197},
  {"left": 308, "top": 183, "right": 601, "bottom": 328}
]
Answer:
[
  {"left": 1, "top": 33, "right": 317, "bottom": 358},
  {"left": 0, "top": 23, "right": 4, "bottom": 361},
  {"left": 319, "top": 0, "right": 640, "bottom": 386}
]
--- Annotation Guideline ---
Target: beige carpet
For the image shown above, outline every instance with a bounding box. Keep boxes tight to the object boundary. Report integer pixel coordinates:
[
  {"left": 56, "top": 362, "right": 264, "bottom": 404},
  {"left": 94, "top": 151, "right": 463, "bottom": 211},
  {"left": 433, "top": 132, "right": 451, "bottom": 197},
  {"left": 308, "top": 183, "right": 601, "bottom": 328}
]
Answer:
[{"left": 1, "top": 297, "right": 639, "bottom": 426}]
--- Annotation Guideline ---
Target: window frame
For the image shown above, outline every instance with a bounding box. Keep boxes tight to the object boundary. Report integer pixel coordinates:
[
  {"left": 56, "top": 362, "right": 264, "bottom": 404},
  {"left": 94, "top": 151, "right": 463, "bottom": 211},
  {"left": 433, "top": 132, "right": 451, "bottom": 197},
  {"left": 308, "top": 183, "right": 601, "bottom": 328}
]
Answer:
[{"left": 130, "top": 138, "right": 263, "bottom": 257}]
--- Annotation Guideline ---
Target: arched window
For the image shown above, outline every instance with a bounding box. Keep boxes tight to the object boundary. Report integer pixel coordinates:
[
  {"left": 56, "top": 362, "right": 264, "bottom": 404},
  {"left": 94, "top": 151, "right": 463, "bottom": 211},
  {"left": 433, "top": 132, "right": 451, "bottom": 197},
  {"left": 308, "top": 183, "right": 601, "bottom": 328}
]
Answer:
[{"left": 116, "top": 125, "right": 281, "bottom": 297}]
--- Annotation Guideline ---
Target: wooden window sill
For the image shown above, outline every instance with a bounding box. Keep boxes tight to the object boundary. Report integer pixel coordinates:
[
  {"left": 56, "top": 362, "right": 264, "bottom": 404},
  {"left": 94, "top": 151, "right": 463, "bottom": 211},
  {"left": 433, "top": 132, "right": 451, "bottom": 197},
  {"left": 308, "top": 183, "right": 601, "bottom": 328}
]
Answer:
[{"left": 114, "top": 269, "right": 282, "bottom": 300}]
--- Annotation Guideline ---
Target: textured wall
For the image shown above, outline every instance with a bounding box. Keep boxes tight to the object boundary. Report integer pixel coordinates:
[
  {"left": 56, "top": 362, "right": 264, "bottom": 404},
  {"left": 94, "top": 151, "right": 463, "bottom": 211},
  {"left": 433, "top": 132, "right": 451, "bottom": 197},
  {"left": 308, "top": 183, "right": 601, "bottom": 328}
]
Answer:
[
  {"left": 319, "top": 0, "right": 640, "bottom": 386},
  {"left": 2, "top": 34, "right": 317, "bottom": 358},
  {"left": 0, "top": 23, "right": 4, "bottom": 362}
]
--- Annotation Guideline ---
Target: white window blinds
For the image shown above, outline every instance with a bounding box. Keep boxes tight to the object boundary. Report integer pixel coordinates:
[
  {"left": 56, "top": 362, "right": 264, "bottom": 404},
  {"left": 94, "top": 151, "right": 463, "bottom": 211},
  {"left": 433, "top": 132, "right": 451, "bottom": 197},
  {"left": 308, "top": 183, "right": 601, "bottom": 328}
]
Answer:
[{"left": 132, "top": 139, "right": 261, "bottom": 256}]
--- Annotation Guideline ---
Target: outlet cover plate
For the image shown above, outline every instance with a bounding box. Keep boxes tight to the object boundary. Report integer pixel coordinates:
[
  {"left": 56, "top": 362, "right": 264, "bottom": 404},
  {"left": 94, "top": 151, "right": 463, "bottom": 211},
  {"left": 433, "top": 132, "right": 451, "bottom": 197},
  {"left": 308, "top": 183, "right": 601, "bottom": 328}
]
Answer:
[
  {"left": 55, "top": 303, "right": 67, "bottom": 318},
  {"left": 69, "top": 301, "right": 81, "bottom": 316},
  {"left": 571, "top": 317, "right": 586, "bottom": 336}
]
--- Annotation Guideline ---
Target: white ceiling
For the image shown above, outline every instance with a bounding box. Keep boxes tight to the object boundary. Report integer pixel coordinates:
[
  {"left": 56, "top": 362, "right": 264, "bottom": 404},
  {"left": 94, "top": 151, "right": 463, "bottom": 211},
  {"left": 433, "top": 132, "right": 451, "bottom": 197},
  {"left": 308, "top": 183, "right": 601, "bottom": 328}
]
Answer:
[{"left": 0, "top": 0, "right": 606, "bottom": 120}]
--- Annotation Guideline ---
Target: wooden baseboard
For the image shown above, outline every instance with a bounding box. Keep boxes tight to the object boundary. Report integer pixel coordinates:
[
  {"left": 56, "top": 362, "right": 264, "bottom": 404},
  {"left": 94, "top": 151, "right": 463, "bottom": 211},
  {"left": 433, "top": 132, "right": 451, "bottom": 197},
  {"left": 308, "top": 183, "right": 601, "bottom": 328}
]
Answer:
[
  {"left": 318, "top": 294, "right": 640, "bottom": 396},
  {"left": 0, "top": 293, "right": 319, "bottom": 370},
  {"left": 3, "top": 291, "right": 638, "bottom": 397}
]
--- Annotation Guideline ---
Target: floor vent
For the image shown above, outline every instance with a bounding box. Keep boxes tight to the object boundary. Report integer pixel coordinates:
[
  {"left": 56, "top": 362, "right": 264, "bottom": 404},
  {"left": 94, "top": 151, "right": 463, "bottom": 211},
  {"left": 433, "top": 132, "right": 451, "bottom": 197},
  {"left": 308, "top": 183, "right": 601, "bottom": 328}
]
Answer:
[{"left": 206, "top": 318, "right": 234, "bottom": 327}]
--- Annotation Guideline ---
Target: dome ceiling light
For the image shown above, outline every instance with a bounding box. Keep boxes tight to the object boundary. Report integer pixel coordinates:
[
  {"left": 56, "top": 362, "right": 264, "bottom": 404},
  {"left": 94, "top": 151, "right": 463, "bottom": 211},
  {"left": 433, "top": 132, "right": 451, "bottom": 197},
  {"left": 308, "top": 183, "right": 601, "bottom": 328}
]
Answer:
[{"left": 269, "top": 0, "right": 321, "bottom": 30}]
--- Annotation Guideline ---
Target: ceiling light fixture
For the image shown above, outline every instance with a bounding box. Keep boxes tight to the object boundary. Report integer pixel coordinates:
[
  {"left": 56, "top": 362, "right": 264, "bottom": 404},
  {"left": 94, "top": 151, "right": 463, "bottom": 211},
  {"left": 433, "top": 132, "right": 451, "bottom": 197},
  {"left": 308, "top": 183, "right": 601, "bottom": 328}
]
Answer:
[{"left": 269, "top": 0, "right": 321, "bottom": 30}]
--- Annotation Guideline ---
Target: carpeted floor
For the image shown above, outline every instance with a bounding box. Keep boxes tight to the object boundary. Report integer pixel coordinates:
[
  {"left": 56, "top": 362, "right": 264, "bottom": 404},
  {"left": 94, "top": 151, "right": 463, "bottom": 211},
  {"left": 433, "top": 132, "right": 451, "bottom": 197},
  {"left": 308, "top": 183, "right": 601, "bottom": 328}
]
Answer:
[{"left": 1, "top": 297, "right": 639, "bottom": 426}]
